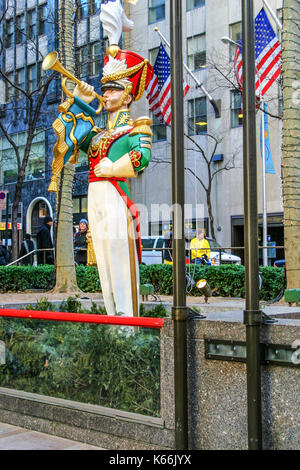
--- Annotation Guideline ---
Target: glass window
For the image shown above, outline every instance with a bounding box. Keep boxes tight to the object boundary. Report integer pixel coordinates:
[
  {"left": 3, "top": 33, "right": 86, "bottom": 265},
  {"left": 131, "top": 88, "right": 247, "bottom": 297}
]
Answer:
[
  {"left": 76, "top": 0, "right": 89, "bottom": 20},
  {"left": 81, "top": 196, "right": 87, "bottom": 213},
  {"left": 72, "top": 198, "right": 80, "bottom": 214},
  {"left": 188, "top": 97, "right": 207, "bottom": 135},
  {"left": 230, "top": 89, "right": 243, "bottom": 128},
  {"left": 5, "top": 18, "right": 14, "bottom": 48},
  {"left": 27, "top": 9, "right": 36, "bottom": 40},
  {"left": 151, "top": 112, "right": 166, "bottom": 142},
  {"left": 16, "top": 14, "right": 25, "bottom": 44},
  {"left": 187, "top": 34, "right": 206, "bottom": 70},
  {"left": 16, "top": 69, "right": 25, "bottom": 99},
  {"left": 229, "top": 22, "right": 242, "bottom": 62},
  {"left": 187, "top": 0, "right": 205, "bottom": 11},
  {"left": 149, "top": 47, "right": 159, "bottom": 66},
  {"left": 38, "top": 5, "right": 47, "bottom": 35},
  {"left": 0, "top": 132, "right": 45, "bottom": 184},
  {"left": 89, "top": 41, "right": 101, "bottom": 76},
  {"left": 141, "top": 238, "right": 155, "bottom": 249},
  {"left": 6, "top": 72, "right": 14, "bottom": 102},
  {"left": 28, "top": 64, "right": 36, "bottom": 93},
  {"left": 90, "top": 0, "right": 101, "bottom": 15},
  {"left": 149, "top": 0, "right": 165, "bottom": 24},
  {"left": 76, "top": 45, "right": 88, "bottom": 78}
]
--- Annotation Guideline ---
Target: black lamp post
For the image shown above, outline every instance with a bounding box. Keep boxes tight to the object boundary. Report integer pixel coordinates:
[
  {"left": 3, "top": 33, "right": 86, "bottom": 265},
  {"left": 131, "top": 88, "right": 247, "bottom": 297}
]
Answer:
[
  {"left": 241, "top": 0, "right": 263, "bottom": 450},
  {"left": 170, "top": 0, "right": 188, "bottom": 450}
]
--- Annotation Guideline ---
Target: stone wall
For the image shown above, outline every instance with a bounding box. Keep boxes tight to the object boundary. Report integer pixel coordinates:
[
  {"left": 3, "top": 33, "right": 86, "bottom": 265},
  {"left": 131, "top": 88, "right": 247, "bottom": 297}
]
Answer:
[{"left": 0, "top": 312, "right": 299, "bottom": 449}]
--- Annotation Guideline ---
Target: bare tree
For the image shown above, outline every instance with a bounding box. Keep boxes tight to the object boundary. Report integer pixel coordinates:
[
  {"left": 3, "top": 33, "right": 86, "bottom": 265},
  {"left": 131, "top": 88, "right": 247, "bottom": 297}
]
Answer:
[
  {"left": 50, "top": 0, "right": 81, "bottom": 293},
  {"left": 151, "top": 130, "right": 238, "bottom": 240},
  {"left": 0, "top": 7, "right": 55, "bottom": 260}
]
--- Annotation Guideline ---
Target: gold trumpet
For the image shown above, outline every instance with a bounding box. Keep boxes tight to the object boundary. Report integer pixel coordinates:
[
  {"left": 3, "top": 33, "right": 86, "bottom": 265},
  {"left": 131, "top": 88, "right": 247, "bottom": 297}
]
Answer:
[{"left": 42, "top": 51, "right": 105, "bottom": 115}]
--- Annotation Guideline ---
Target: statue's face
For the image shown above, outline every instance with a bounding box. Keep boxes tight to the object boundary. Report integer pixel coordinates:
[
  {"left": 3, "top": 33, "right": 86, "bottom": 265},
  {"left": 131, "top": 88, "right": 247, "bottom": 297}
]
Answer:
[{"left": 103, "top": 88, "right": 132, "bottom": 112}]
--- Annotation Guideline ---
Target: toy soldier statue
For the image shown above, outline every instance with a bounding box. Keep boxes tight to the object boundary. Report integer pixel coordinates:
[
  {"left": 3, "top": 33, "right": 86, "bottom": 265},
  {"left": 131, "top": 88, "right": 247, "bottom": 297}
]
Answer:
[{"left": 46, "top": 0, "right": 154, "bottom": 316}]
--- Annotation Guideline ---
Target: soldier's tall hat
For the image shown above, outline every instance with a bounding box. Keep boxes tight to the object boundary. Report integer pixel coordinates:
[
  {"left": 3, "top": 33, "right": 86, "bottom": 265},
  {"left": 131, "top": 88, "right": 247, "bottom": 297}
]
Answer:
[{"left": 100, "top": 0, "right": 154, "bottom": 101}]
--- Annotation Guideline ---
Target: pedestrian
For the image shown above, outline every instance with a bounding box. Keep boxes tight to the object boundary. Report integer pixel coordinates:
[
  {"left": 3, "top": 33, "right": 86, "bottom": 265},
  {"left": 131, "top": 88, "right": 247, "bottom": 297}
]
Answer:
[
  {"left": 74, "top": 218, "right": 88, "bottom": 265},
  {"left": 0, "top": 239, "right": 10, "bottom": 266},
  {"left": 190, "top": 228, "right": 211, "bottom": 264},
  {"left": 36, "top": 216, "right": 54, "bottom": 265},
  {"left": 19, "top": 233, "right": 35, "bottom": 265}
]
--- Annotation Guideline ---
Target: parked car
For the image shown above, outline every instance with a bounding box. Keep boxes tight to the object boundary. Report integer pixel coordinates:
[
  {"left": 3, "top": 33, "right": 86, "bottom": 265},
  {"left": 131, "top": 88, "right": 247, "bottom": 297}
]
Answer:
[
  {"left": 207, "top": 238, "right": 242, "bottom": 266},
  {"left": 141, "top": 236, "right": 242, "bottom": 266},
  {"left": 141, "top": 236, "right": 165, "bottom": 265}
]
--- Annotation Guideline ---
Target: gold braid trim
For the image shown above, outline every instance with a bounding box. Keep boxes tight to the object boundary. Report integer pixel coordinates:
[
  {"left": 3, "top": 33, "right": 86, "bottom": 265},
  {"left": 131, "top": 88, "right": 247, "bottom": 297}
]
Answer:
[
  {"left": 130, "top": 117, "right": 153, "bottom": 137},
  {"left": 102, "top": 60, "right": 149, "bottom": 100},
  {"left": 49, "top": 118, "right": 69, "bottom": 192},
  {"left": 101, "top": 60, "right": 146, "bottom": 83},
  {"left": 135, "top": 62, "right": 148, "bottom": 101}
]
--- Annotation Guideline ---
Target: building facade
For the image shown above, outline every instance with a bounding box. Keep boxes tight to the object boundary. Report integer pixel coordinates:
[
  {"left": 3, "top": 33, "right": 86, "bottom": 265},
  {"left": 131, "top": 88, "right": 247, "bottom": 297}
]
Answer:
[
  {"left": 0, "top": 0, "right": 284, "bottom": 263},
  {"left": 129, "top": 0, "right": 284, "bottom": 263},
  {"left": 0, "top": 0, "right": 106, "bottom": 251}
]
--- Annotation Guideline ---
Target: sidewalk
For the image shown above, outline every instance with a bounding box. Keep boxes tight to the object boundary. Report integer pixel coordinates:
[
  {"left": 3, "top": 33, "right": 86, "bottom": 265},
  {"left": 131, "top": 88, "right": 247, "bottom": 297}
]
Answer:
[
  {"left": 0, "top": 290, "right": 299, "bottom": 315},
  {"left": 0, "top": 422, "right": 104, "bottom": 450}
]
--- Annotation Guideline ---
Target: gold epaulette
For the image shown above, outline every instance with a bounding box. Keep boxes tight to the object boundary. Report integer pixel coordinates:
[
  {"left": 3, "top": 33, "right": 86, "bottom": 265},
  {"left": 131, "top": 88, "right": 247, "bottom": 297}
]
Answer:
[{"left": 130, "top": 116, "right": 153, "bottom": 137}]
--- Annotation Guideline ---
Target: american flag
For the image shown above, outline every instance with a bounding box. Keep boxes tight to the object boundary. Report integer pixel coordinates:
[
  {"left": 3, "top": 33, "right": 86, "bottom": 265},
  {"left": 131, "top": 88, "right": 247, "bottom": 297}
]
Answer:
[
  {"left": 146, "top": 44, "right": 190, "bottom": 125},
  {"left": 234, "top": 8, "right": 281, "bottom": 98}
]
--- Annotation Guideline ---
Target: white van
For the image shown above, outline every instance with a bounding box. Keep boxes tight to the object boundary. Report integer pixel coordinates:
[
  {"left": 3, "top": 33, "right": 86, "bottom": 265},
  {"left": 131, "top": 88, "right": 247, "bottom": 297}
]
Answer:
[
  {"left": 141, "top": 235, "right": 241, "bottom": 266},
  {"left": 141, "top": 236, "right": 165, "bottom": 265}
]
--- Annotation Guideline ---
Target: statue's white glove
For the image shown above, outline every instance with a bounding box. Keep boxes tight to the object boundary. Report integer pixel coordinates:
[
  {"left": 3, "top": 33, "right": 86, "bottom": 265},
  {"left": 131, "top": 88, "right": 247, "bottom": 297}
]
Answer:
[
  {"left": 94, "top": 158, "right": 114, "bottom": 177},
  {"left": 73, "top": 81, "right": 96, "bottom": 105}
]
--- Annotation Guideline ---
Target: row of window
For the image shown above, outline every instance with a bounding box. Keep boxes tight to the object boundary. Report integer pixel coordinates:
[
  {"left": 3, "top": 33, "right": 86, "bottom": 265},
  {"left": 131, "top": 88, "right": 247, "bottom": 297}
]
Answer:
[
  {"left": 4, "top": 38, "right": 102, "bottom": 102},
  {"left": 5, "top": 5, "right": 47, "bottom": 48},
  {"left": 5, "top": 62, "right": 43, "bottom": 101},
  {"left": 149, "top": 0, "right": 205, "bottom": 24},
  {"left": 76, "top": 40, "right": 105, "bottom": 79},
  {"left": 0, "top": 132, "right": 45, "bottom": 185},
  {"left": 151, "top": 89, "right": 242, "bottom": 141}
]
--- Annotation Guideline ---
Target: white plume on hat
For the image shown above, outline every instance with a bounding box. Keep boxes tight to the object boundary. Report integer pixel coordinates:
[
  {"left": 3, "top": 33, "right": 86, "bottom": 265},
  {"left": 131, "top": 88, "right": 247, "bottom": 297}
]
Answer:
[
  {"left": 102, "top": 55, "right": 132, "bottom": 88},
  {"left": 100, "top": 0, "right": 134, "bottom": 46}
]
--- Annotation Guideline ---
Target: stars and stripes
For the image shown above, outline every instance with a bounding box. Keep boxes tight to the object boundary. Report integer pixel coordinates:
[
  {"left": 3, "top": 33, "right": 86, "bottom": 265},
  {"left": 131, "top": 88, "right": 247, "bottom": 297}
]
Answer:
[
  {"left": 234, "top": 8, "right": 281, "bottom": 98},
  {"left": 146, "top": 44, "right": 190, "bottom": 125}
]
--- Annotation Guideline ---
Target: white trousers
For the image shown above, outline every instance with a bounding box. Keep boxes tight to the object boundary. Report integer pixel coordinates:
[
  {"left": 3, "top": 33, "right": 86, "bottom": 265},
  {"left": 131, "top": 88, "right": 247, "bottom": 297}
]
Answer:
[{"left": 88, "top": 181, "right": 139, "bottom": 316}]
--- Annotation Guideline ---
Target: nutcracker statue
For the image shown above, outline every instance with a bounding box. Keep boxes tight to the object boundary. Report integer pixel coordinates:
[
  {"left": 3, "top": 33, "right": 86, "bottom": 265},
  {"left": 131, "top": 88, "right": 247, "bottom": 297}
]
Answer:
[{"left": 43, "top": 0, "right": 154, "bottom": 316}]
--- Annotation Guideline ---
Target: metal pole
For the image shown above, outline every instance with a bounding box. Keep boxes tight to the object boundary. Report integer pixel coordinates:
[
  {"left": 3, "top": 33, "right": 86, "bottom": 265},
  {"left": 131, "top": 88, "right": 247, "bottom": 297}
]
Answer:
[
  {"left": 170, "top": 0, "right": 188, "bottom": 450},
  {"left": 241, "top": 0, "right": 263, "bottom": 450},
  {"left": 261, "top": 100, "right": 268, "bottom": 266},
  {"left": 263, "top": 0, "right": 283, "bottom": 30},
  {"left": 5, "top": 192, "right": 9, "bottom": 250}
]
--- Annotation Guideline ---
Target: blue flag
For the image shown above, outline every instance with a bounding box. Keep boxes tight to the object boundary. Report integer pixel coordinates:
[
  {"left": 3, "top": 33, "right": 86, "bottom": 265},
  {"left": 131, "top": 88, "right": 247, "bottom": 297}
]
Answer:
[{"left": 260, "top": 102, "right": 275, "bottom": 174}]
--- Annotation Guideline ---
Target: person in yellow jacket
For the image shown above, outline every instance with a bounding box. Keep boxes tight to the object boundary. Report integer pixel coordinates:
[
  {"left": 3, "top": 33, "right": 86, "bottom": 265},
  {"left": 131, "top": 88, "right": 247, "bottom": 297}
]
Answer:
[{"left": 190, "top": 229, "right": 211, "bottom": 264}]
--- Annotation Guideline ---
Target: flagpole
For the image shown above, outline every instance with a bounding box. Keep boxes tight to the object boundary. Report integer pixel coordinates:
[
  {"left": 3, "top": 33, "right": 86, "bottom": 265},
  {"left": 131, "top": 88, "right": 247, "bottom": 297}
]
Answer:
[
  {"left": 261, "top": 99, "right": 268, "bottom": 267},
  {"left": 262, "top": 0, "right": 283, "bottom": 30},
  {"left": 154, "top": 27, "right": 220, "bottom": 118}
]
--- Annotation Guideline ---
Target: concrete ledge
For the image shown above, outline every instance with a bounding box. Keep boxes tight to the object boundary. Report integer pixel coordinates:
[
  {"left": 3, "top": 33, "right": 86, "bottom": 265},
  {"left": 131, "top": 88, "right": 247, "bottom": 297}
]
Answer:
[{"left": 0, "top": 388, "right": 174, "bottom": 450}]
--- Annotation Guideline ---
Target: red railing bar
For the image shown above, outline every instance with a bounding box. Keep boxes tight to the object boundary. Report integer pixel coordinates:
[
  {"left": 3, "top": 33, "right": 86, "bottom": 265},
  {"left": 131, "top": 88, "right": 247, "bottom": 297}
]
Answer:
[{"left": 0, "top": 308, "right": 164, "bottom": 329}]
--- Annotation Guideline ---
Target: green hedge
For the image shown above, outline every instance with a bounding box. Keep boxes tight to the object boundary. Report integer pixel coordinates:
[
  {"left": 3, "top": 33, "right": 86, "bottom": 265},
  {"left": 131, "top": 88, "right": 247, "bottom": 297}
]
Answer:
[{"left": 0, "top": 264, "right": 285, "bottom": 301}]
